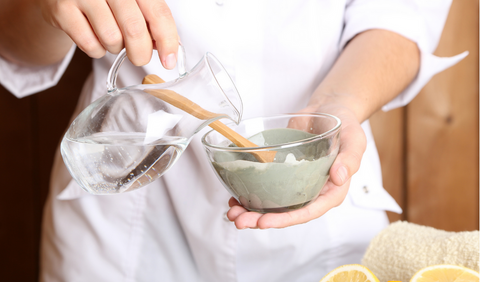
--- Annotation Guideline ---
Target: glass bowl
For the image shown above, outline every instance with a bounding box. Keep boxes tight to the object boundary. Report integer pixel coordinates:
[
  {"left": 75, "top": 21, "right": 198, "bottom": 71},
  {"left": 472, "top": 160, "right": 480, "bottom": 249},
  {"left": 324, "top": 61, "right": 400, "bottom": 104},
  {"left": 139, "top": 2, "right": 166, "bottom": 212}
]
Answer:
[{"left": 201, "top": 113, "right": 341, "bottom": 213}]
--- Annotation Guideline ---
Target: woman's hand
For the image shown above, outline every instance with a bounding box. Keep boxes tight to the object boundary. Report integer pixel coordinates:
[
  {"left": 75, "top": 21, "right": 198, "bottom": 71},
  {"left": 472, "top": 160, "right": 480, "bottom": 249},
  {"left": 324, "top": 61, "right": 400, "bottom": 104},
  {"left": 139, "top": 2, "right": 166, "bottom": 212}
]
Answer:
[
  {"left": 226, "top": 29, "right": 420, "bottom": 229},
  {"left": 226, "top": 103, "right": 366, "bottom": 229},
  {"left": 38, "top": 0, "right": 179, "bottom": 67}
]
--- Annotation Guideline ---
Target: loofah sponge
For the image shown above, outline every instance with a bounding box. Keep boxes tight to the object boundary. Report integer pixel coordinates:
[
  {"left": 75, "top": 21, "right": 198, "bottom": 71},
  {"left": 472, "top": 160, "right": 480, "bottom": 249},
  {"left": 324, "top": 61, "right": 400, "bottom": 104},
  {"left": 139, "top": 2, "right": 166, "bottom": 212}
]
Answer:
[{"left": 361, "top": 221, "right": 479, "bottom": 282}]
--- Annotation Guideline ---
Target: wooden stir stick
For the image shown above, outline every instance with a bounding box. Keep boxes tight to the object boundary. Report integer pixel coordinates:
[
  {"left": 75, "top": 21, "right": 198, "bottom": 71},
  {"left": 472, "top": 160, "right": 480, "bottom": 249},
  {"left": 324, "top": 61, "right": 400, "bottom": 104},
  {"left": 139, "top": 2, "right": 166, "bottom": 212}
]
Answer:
[{"left": 142, "top": 74, "right": 276, "bottom": 163}]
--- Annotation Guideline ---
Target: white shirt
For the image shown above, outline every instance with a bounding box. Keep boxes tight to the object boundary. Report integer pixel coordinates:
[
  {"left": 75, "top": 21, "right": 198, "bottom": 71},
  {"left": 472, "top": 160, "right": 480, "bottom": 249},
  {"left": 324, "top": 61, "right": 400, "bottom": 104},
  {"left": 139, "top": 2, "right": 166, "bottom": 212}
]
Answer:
[{"left": 0, "top": 0, "right": 467, "bottom": 281}]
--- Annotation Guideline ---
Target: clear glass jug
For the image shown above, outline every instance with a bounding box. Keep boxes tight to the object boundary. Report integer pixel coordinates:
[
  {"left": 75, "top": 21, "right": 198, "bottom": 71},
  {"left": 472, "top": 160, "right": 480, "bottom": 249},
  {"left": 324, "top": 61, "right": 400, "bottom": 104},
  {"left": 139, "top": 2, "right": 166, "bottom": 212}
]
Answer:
[{"left": 60, "top": 47, "right": 243, "bottom": 195}]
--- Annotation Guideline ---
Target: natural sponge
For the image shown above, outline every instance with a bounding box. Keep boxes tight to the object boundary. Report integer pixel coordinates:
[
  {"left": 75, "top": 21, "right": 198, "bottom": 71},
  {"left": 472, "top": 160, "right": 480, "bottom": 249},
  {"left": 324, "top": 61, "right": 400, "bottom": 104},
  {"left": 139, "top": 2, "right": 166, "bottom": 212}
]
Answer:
[{"left": 362, "top": 221, "right": 479, "bottom": 282}]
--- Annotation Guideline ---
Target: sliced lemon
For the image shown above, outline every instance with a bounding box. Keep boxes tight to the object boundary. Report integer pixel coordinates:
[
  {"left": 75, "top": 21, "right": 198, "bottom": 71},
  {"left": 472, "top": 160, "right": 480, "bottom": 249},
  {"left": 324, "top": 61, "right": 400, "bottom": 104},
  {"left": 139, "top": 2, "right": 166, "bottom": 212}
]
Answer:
[
  {"left": 319, "top": 264, "right": 380, "bottom": 282},
  {"left": 410, "top": 265, "right": 479, "bottom": 282}
]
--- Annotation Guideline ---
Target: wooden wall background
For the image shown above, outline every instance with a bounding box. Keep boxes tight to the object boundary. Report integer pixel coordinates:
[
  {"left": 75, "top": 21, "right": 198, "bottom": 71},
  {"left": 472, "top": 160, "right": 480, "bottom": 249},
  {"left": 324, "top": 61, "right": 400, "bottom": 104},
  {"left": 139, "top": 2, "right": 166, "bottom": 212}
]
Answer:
[
  {"left": 370, "top": 0, "right": 479, "bottom": 231},
  {"left": 0, "top": 51, "right": 91, "bottom": 281},
  {"left": 0, "top": 1, "right": 478, "bottom": 281}
]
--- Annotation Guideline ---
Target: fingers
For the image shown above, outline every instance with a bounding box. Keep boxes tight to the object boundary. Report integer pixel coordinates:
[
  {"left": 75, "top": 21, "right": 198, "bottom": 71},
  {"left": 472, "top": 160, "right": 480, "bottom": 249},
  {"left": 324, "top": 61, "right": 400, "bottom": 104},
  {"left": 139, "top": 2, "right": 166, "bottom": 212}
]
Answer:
[
  {"left": 227, "top": 198, "right": 263, "bottom": 229},
  {"left": 43, "top": 0, "right": 179, "bottom": 67},
  {"left": 107, "top": 0, "right": 152, "bottom": 66},
  {"left": 329, "top": 119, "right": 366, "bottom": 186},
  {"left": 228, "top": 207, "right": 263, "bottom": 229},
  {"left": 226, "top": 179, "right": 351, "bottom": 229},
  {"left": 138, "top": 0, "right": 179, "bottom": 69},
  {"left": 80, "top": 1, "right": 123, "bottom": 54},
  {"left": 54, "top": 3, "right": 106, "bottom": 58},
  {"left": 228, "top": 197, "right": 240, "bottom": 207},
  {"left": 257, "top": 179, "right": 351, "bottom": 228}
]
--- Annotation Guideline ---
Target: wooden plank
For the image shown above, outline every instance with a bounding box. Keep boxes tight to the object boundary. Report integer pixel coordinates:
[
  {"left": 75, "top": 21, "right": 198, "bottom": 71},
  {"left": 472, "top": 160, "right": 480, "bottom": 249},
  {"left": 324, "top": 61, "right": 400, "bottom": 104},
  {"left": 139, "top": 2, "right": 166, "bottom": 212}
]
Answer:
[
  {"left": 36, "top": 50, "right": 91, "bottom": 206},
  {"left": 0, "top": 89, "right": 36, "bottom": 281},
  {"left": 406, "top": 0, "right": 479, "bottom": 231},
  {"left": 370, "top": 108, "right": 406, "bottom": 223},
  {"left": 33, "top": 49, "right": 91, "bottom": 279},
  {"left": 0, "top": 48, "right": 91, "bottom": 281}
]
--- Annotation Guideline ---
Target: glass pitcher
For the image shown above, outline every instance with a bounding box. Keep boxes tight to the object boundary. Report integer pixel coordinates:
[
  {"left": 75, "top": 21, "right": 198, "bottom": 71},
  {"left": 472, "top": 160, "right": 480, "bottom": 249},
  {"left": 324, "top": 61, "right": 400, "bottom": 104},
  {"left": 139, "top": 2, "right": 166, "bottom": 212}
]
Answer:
[{"left": 60, "top": 46, "right": 243, "bottom": 195}]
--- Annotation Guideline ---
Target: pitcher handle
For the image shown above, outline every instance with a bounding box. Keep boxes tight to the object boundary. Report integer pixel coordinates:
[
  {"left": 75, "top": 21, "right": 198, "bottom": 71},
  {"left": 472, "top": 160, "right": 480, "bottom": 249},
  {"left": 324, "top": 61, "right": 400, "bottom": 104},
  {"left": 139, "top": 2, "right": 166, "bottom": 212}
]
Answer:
[
  {"left": 107, "top": 44, "right": 187, "bottom": 93},
  {"left": 177, "top": 42, "right": 187, "bottom": 77}
]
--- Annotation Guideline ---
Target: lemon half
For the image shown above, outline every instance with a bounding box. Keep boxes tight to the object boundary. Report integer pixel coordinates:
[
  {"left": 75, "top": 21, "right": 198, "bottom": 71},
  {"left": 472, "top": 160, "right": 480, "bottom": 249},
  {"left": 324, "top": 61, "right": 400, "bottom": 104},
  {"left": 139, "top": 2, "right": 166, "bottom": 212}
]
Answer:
[
  {"left": 319, "top": 264, "right": 380, "bottom": 282},
  {"left": 410, "top": 264, "right": 479, "bottom": 282}
]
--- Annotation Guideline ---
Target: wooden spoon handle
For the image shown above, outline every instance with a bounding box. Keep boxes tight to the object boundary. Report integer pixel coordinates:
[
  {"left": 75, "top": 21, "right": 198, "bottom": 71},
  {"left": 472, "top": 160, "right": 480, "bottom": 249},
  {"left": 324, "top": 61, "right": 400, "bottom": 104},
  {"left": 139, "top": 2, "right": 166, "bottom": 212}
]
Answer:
[
  {"left": 142, "top": 74, "right": 276, "bottom": 163},
  {"left": 143, "top": 75, "right": 220, "bottom": 120}
]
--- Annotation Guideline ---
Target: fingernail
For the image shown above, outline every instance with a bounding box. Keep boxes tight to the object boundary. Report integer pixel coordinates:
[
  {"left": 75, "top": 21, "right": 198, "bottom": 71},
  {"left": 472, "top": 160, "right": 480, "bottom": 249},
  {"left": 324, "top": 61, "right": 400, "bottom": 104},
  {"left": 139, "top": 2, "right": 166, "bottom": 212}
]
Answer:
[
  {"left": 337, "top": 166, "right": 348, "bottom": 184},
  {"left": 164, "top": 53, "right": 176, "bottom": 70}
]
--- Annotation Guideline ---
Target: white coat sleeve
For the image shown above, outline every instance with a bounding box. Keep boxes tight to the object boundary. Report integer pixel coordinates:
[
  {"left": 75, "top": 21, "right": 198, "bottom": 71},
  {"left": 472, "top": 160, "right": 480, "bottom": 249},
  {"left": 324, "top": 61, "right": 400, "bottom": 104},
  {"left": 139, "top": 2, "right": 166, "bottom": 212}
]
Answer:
[
  {"left": 340, "top": 0, "right": 468, "bottom": 111},
  {"left": 0, "top": 44, "right": 76, "bottom": 99}
]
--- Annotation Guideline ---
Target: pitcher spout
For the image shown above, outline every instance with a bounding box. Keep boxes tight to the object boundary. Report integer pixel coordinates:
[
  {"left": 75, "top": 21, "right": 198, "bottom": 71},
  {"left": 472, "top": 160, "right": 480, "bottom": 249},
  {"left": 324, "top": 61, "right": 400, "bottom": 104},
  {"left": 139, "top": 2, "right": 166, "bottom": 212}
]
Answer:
[{"left": 203, "top": 52, "right": 243, "bottom": 125}]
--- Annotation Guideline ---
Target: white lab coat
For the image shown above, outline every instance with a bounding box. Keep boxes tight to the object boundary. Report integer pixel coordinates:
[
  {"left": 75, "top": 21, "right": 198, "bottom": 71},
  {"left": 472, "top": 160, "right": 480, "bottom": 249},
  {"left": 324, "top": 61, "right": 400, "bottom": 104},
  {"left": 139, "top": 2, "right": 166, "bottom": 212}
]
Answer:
[{"left": 0, "top": 0, "right": 467, "bottom": 281}]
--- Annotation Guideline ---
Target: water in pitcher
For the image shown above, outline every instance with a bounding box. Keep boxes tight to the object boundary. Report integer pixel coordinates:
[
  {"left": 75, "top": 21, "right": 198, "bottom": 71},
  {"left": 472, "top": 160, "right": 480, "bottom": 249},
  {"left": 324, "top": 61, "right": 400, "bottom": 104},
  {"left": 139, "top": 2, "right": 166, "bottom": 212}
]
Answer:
[{"left": 61, "top": 132, "right": 188, "bottom": 194}]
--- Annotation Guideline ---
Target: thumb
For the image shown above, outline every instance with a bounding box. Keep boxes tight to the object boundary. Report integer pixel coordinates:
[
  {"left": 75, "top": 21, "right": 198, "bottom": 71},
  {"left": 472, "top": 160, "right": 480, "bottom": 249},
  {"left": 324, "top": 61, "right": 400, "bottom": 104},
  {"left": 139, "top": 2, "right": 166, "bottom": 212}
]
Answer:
[{"left": 329, "top": 121, "right": 366, "bottom": 186}]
